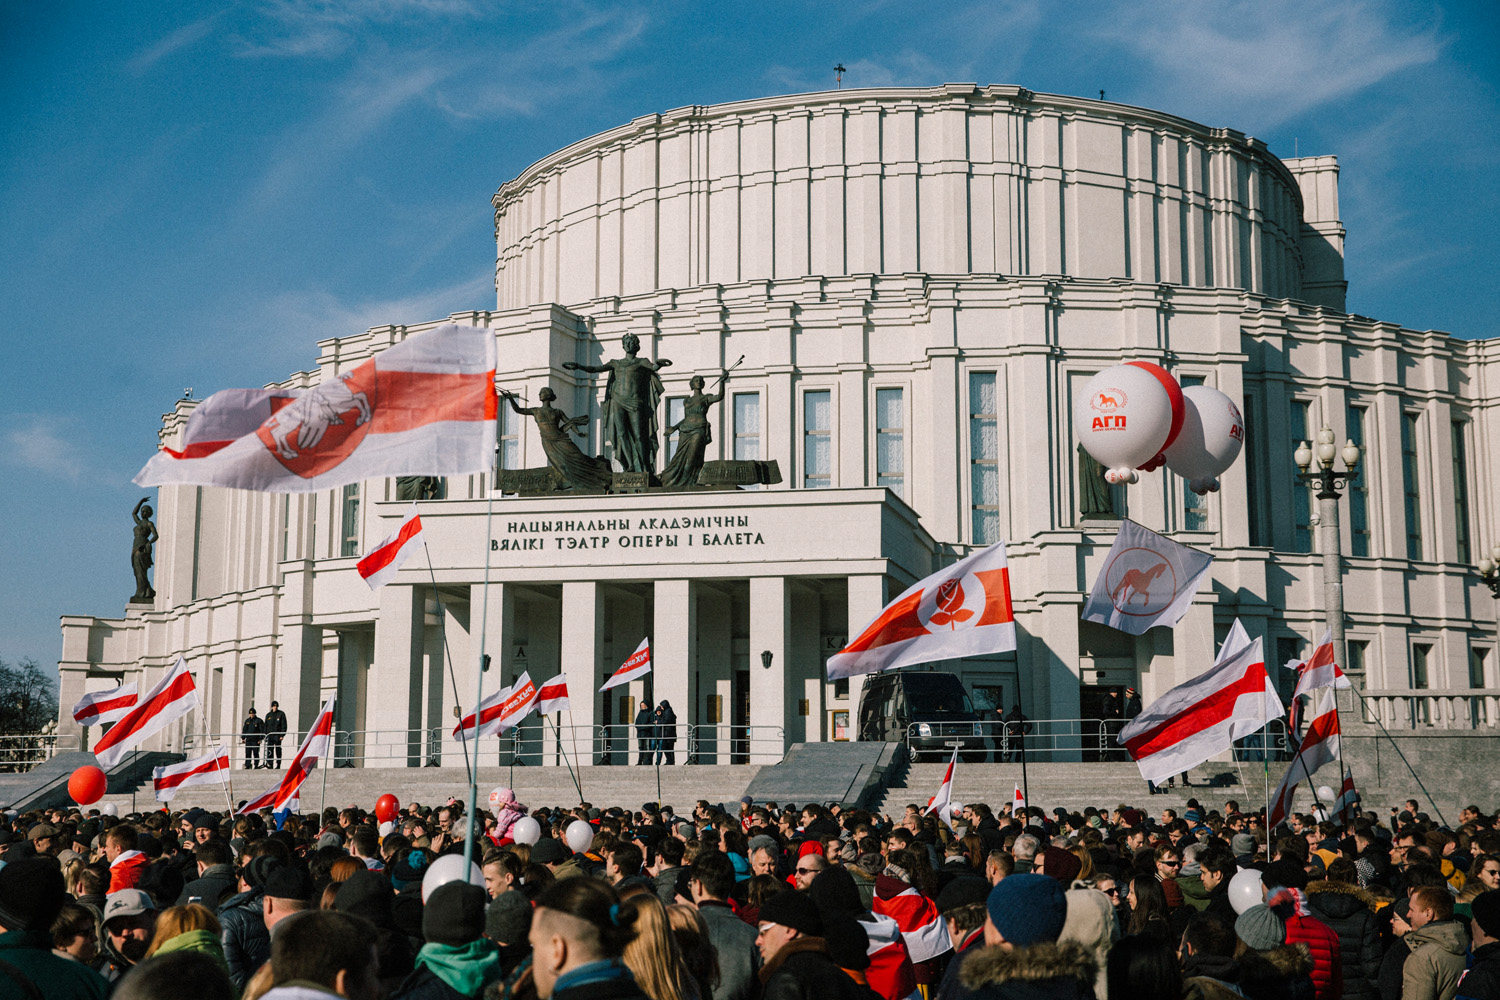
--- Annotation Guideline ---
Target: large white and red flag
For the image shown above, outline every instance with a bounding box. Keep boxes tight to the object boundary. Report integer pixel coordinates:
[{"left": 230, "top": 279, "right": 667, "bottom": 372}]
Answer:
[
  {"left": 827, "top": 542, "right": 1015, "bottom": 680},
  {"left": 454, "top": 673, "right": 538, "bottom": 741},
  {"left": 1080, "top": 518, "right": 1213, "bottom": 635},
  {"left": 93, "top": 658, "right": 200, "bottom": 769},
  {"left": 357, "top": 503, "right": 423, "bottom": 589},
  {"left": 535, "top": 674, "right": 571, "bottom": 715},
  {"left": 600, "top": 639, "right": 652, "bottom": 692},
  {"left": 1286, "top": 630, "right": 1351, "bottom": 698},
  {"left": 873, "top": 874, "right": 952, "bottom": 963},
  {"left": 153, "top": 747, "right": 231, "bottom": 803},
  {"left": 924, "top": 747, "right": 958, "bottom": 828},
  {"left": 134, "top": 323, "right": 498, "bottom": 493},
  {"left": 239, "top": 697, "right": 336, "bottom": 816},
  {"left": 1118, "top": 621, "right": 1283, "bottom": 784},
  {"left": 1333, "top": 767, "right": 1361, "bottom": 824},
  {"left": 72, "top": 683, "right": 138, "bottom": 728},
  {"left": 1268, "top": 688, "right": 1341, "bottom": 829}
]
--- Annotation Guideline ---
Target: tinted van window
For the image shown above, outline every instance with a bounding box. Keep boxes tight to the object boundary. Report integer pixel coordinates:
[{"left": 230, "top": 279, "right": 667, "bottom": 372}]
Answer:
[{"left": 901, "top": 675, "right": 974, "bottom": 715}]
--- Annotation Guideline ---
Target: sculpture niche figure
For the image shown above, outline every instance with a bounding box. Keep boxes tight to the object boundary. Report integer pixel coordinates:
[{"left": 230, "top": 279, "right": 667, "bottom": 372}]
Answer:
[
  {"left": 1077, "top": 443, "right": 1118, "bottom": 519},
  {"left": 660, "top": 371, "right": 728, "bottom": 490},
  {"left": 499, "top": 388, "right": 613, "bottom": 492},
  {"left": 130, "top": 497, "right": 158, "bottom": 603},
  {"left": 562, "top": 333, "right": 671, "bottom": 476}
]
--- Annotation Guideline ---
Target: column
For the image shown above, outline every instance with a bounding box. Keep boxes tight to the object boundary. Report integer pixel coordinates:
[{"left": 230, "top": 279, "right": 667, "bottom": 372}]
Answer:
[
  {"left": 845, "top": 574, "right": 887, "bottom": 737},
  {"left": 560, "top": 581, "right": 603, "bottom": 766},
  {"left": 275, "top": 622, "right": 324, "bottom": 741},
  {"left": 749, "top": 576, "right": 790, "bottom": 761},
  {"left": 654, "top": 580, "right": 695, "bottom": 765},
  {"left": 469, "top": 582, "right": 513, "bottom": 768},
  {"left": 1039, "top": 601, "right": 1083, "bottom": 761},
  {"left": 370, "top": 585, "right": 422, "bottom": 766},
  {"left": 436, "top": 600, "right": 470, "bottom": 769}
]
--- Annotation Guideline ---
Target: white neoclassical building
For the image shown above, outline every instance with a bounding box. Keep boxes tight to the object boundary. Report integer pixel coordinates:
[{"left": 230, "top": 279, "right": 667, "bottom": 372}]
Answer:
[{"left": 59, "top": 84, "right": 1500, "bottom": 769}]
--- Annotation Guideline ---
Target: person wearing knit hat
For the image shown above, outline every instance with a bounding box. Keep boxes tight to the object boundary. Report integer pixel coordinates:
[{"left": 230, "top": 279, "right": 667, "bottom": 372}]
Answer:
[
  {"left": 397, "top": 881, "right": 503, "bottom": 998},
  {"left": 956, "top": 875, "right": 1097, "bottom": 999},
  {"left": 1233, "top": 903, "right": 1316, "bottom": 999},
  {"left": 1463, "top": 890, "right": 1500, "bottom": 999},
  {"left": 1237, "top": 904, "right": 1285, "bottom": 951}
]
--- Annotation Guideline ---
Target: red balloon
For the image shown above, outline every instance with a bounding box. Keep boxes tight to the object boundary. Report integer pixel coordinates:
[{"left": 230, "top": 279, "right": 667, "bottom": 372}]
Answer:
[
  {"left": 69, "top": 765, "right": 108, "bottom": 806},
  {"left": 375, "top": 793, "right": 400, "bottom": 824}
]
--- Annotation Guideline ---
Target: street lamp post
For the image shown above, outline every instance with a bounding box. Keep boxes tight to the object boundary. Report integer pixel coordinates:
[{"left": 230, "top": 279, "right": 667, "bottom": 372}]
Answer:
[
  {"left": 1479, "top": 545, "right": 1500, "bottom": 599},
  {"left": 1293, "top": 428, "right": 1363, "bottom": 676}
]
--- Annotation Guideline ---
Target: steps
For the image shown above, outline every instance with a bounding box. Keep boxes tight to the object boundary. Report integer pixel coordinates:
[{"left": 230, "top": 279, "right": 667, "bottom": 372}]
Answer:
[{"left": 743, "top": 742, "right": 904, "bottom": 808}]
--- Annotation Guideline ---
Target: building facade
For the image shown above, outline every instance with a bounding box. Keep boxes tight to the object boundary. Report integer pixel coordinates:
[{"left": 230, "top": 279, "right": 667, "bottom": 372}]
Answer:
[{"left": 59, "top": 84, "right": 1500, "bottom": 768}]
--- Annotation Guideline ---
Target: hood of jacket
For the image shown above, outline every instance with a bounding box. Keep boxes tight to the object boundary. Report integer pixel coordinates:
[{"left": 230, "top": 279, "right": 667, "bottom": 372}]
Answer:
[
  {"left": 156, "top": 929, "right": 227, "bottom": 963},
  {"left": 1241, "top": 943, "right": 1314, "bottom": 980},
  {"left": 415, "top": 938, "right": 503, "bottom": 997},
  {"left": 959, "top": 940, "right": 1098, "bottom": 992},
  {"left": 1404, "top": 919, "right": 1469, "bottom": 958},
  {"left": 1304, "top": 879, "right": 1375, "bottom": 920},
  {"left": 1178, "top": 873, "right": 1212, "bottom": 908}
]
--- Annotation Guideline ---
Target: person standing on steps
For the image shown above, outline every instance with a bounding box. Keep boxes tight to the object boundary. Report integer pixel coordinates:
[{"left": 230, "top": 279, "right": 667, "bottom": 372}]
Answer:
[
  {"left": 262, "top": 701, "right": 287, "bottom": 771},
  {"left": 654, "top": 701, "right": 678, "bottom": 766},
  {"left": 240, "top": 708, "right": 264, "bottom": 770},
  {"left": 635, "top": 701, "right": 655, "bottom": 766}
]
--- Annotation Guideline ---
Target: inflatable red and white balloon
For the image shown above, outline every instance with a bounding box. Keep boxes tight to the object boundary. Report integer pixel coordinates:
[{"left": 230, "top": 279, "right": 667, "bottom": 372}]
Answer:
[
  {"left": 1163, "top": 385, "right": 1245, "bottom": 495},
  {"left": 1073, "top": 362, "right": 1185, "bottom": 484}
]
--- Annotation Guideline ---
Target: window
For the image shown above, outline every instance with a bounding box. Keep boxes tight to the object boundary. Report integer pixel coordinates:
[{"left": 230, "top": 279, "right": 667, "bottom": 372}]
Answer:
[
  {"left": 1411, "top": 643, "right": 1431, "bottom": 689},
  {"left": 1470, "top": 648, "right": 1490, "bottom": 689},
  {"left": 1452, "top": 421, "right": 1472, "bottom": 564},
  {"left": 803, "top": 390, "right": 832, "bottom": 488},
  {"left": 1347, "top": 639, "right": 1368, "bottom": 675},
  {"left": 733, "top": 393, "right": 760, "bottom": 461},
  {"left": 1346, "top": 406, "right": 1371, "bottom": 557},
  {"left": 499, "top": 403, "right": 521, "bottom": 470},
  {"left": 664, "top": 397, "right": 686, "bottom": 462},
  {"left": 875, "top": 388, "right": 905, "bottom": 499},
  {"left": 969, "top": 372, "right": 1000, "bottom": 544},
  {"left": 1401, "top": 412, "right": 1423, "bottom": 560},
  {"left": 1181, "top": 376, "right": 1208, "bottom": 530},
  {"left": 340, "top": 483, "right": 360, "bottom": 557},
  {"left": 1290, "top": 400, "right": 1312, "bottom": 553}
]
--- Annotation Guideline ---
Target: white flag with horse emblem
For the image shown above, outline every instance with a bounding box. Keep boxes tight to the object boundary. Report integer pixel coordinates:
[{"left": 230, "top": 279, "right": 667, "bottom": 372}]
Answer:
[{"left": 1081, "top": 518, "right": 1212, "bottom": 635}]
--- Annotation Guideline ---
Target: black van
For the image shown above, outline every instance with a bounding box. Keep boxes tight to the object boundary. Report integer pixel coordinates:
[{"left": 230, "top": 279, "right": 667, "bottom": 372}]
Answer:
[{"left": 856, "top": 669, "right": 987, "bottom": 761}]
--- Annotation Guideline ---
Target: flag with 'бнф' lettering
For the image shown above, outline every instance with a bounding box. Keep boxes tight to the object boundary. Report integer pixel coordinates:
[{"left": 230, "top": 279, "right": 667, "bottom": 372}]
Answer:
[
  {"left": 133, "top": 323, "right": 497, "bottom": 493},
  {"left": 826, "top": 541, "right": 1015, "bottom": 680},
  {"left": 1080, "top": 518, "right": 1213, "bottom": 635}
]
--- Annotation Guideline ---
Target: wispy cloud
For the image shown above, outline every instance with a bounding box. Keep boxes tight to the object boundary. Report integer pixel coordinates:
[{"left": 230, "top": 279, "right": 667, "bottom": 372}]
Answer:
[
  {"left": 231, "top": 0, "right": 482, "bottom": 59},
  {"left": 127, "top": 11, "right": 226, "bottom": 73},
  {"left": 1, "top": 415, "right": 91, "bottom": 483}
]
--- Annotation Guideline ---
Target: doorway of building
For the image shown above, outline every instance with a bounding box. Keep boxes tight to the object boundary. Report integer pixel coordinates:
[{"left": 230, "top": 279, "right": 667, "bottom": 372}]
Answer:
[
  {"left": 732, "top": 669, "right": 749, "bottom": 764},
  {"left": 1079, "top": 684, "right": 1127, "bottom": 762}
]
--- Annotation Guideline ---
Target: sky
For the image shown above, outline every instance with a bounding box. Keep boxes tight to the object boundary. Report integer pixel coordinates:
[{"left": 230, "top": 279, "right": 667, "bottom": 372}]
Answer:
[{"left": 2, "top": 0, "right": 1497, "bottom": 681}]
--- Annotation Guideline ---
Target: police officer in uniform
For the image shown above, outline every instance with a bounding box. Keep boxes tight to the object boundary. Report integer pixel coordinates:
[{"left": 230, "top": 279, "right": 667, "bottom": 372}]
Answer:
[
  {"left": 263, "top": 700, "right": 288, "bottom": 769},
  {"left": 241, "top": 708, "right": 265, "bottom": 769}
]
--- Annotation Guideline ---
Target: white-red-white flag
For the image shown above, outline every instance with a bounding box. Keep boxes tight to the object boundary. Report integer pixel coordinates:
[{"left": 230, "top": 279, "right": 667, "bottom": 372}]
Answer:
[
  {"left": 1268, "top": 688, "right": 1340, "bottom": 829},
  {"left": 873, "top": 875, "right": 952, "bottom": 963},
  {"left": 454, "top": 673, "right": 538, "bottom": 741},
  {"left": 135, "top": 323, "right": 498, "bottom": 493},
  {"left": 153, "top": 747, "right": 231, "bottom": 803},
  {"left": 827, "top": 542, "right": 1015, "bottom": 680},
  {"left": 600, "top": 639, "right": 652, "bottom": 692},
  {"left": 1334, "top": 767, "right": 1360, "bottom": 824},
  {"left": 924, "top": 747, "right": 958, "bottom": 828},
  {"left": 1286, "top": 630, "right": 1351, "bottom": 697},
  {"left": 1118, "top": 621, "right": 1283, "bottom": 784},
  {"left": 1013, "top": 785, "right": 1026, "bottom": 813},
  {"left": 72, "top": 683, "right": 138, "bottom": 727},
  {"left": 357, "top": 502, "right": 423, "bottom": 589},
  {"left": 535, "top": 674, "right": 570, "bottom": 715},
  {"left": 1081, "top": 519, "right": 1213, "bottom": 635},
  {"left": 93, "top": 657, "right": 200, "bottom": 769},
  {"left": 239, "top": 697, "right": 336, "bottom": 816}
]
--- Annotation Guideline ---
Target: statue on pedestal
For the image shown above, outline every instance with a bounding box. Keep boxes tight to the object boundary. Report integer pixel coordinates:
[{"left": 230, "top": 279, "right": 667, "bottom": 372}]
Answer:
[
  {"left": 500, "top": 388, "right": 613, "bottom": 492},
  {"left": 563, "top": 333, "right": 671, "bottom": 475},
  {"left": 1078, "top": 443, "right": 1118, "bottom": 519},
  {"left": 660, "top": 371, "right": 728, "bottom": 490},
  {"left": 131, "top": 497, "right": 158, "bottom": 602}
]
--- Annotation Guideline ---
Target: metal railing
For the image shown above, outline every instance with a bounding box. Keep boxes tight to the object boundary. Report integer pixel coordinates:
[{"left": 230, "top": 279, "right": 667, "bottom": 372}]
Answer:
[
  {"left": 0, "top": 732, "right": 80, "bottom": 772},
  {"left": 1358, "top": 689, "right": 1500, "bottom": 730},
  {"left": 899, "top": 718, "right": 1292, "bottom": 763}
]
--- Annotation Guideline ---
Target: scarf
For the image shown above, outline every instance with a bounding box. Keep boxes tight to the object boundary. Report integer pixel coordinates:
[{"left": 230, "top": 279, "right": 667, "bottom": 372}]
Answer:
[{"left": 415, "top": 938, "right": 504, "bottom": 996}]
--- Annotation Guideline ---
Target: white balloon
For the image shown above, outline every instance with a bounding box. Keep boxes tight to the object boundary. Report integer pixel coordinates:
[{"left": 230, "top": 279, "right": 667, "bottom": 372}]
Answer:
[
  {"left": 564, "top": 819, "right": 595, "bottom": 854},
  {"left": 1228, "top": 868, "right": 1264, "bottom": 915},
  {"left": 420, "top": 853, "right": 484, "bottom": 903},
  {"left": 1163, "top": 385, "right": 1245, "bottom": 494},
  {"left": 1074, "top": 363, "right": 1184, "bottom": 484},
  {"left": 510, "top": 816, "right": 542, "bottom": 846},
  {"left": 100, "top": 803, "right": 118, "bottom": 817},
  {"left": 1316, "top": 786, "right": 1336, "bottom": 803},
  {"left": 378, "top": 820, "right": 395, "bottom": 838}
]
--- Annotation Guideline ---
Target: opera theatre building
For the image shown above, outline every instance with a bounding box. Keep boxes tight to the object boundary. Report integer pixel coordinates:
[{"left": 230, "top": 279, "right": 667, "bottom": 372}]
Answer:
[{"left": 59, "top": 84, "right": 1500, "bottom": 770}]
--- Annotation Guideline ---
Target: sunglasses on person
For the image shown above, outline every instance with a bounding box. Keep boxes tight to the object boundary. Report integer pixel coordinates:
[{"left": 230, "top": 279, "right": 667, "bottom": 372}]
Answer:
[
  {"left": 1100, "top": 886, "right": 1120, "bottom": 896},
  {"left": 1161, "top": 859, "right": 1182, "bottom": 867},
  {"left": 795, "top": 866, "right": 820, "bottom": 875}
]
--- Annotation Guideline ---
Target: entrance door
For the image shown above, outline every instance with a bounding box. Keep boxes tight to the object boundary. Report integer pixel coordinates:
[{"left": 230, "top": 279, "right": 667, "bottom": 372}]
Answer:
[
  {"left": 1079, "top": 685, "right": 1125, "bottom": 762},
  {"left": 732, "top": 669, "right": 749, "bottom": 764}
]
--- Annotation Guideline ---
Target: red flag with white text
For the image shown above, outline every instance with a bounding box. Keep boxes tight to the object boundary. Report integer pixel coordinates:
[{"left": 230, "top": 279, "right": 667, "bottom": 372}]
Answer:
[
  {"left": 600, "top": 639, "right": 651, "bottom": 692},
  {"left": 828, "top": 542, "right": 1015, "bottom": 680},
  {"left": 454, "top": 673, "right": 539, "bottom": 741}
]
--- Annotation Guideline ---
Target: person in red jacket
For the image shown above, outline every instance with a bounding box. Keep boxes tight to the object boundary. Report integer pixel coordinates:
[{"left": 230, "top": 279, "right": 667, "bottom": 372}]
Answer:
[
  {"left": 1263, "top": 861, "right": 1343, "bottom": 1000},
  {"left": 103, "top": 825, "right": 148, "bottom": 894}
]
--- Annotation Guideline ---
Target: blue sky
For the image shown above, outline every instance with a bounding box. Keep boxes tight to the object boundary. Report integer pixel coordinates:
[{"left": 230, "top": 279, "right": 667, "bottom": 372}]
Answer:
[{"left": 2, "top": 1, "right": 1496, "bottom": 680}]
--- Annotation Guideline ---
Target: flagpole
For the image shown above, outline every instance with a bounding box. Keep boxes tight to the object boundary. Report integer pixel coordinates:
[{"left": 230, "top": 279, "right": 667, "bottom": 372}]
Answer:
[
  {"left": 320, "top": 722, "right": 333, "bottom": 819},
  {"left": 1343, "top": 683, "right": 1449, "bottom": 827},
  {"left": 548, "top": 715, "right": 584, "bottom": 803},
  {"left": 422, "top": 544, "right": 473, "bottom": 785},
  {"left": 220, "top": 747, "right": 235, "bottom": 815},
  {"left": 464, "top": 441, "right": 501, "bottom": 878}
]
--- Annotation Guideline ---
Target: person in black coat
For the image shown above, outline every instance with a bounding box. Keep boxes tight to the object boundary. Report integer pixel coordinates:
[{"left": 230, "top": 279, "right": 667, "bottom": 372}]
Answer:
[
  {"left": 262, "top": 701, "right": 288, "bottom": 770},
  {"left": 1461, "top": 890, "right": 1500, "bottom": 1000},
  {"left": 1304, "top": 874, "right": 1382, "bottom": 1000},
  {"left": 634, "top": 701, "right": 655, "bottom": 765},
  {"left": 241, "top": 708, "right": 264, "bottom": 768},
  {"left": 653, "top": 701, "right": 678, "bottom": 765},
  {"left": 218, "top": 857, "right": 275, "bottom": 992},
  {"left": 755, "top": 890, "right": 879, "bottom": 1000}
]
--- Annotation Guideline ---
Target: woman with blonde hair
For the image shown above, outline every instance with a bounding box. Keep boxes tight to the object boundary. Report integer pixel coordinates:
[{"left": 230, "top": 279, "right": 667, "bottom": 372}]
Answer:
[
  {"left": 666, "top": 903, "right": 720, "bottom": 999},
  {"left": 144, "top": 903, "right": 229, "bottom": 972},
  {"left": 620, "top": 893, "right": 700, "bottom": 1000}
]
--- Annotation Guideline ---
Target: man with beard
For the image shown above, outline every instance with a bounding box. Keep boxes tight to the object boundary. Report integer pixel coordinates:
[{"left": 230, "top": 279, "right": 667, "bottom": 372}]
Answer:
[{"left": 99, "top": 889, "right": 158, "bottom": 982}]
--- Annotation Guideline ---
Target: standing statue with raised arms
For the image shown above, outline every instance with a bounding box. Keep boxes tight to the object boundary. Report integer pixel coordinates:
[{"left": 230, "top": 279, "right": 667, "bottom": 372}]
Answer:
[
  {"left": 660, "top": 370, "right": 729, "bottom": 490},
  {"left": 131, "top": 497, "right": 158, "bottom": 602},
  {"left": 562, "top": 332, "right": 671, "bottom": 476},
  {"left": 499, "top": 387, "right": 613, "bottom": 492}
]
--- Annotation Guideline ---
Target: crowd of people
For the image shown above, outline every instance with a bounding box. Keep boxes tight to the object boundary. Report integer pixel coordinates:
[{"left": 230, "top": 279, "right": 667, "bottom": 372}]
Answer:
[{"left": 1, "top": 786, "right": 1498, "bottom": 1000}]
